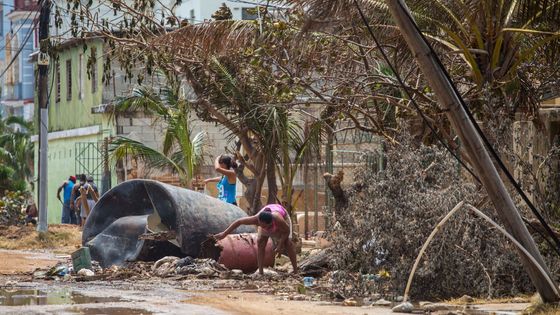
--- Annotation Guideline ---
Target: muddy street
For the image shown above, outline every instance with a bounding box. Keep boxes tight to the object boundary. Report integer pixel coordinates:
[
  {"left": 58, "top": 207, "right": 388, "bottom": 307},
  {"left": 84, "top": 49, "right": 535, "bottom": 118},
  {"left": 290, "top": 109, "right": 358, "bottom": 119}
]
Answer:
[
  {"left": 0, "top": 248, "right": 534, "bottom": 315},
  {"left": 0, "top": 248, "right": 396, "bottom": 315}
]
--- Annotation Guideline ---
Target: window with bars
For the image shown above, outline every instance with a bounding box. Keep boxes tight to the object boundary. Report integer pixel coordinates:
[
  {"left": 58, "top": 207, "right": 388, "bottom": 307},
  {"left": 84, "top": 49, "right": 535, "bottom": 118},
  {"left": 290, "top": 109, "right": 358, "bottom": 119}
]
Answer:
[{"left": 66, "top": 59, "right": 72, "bottom": 101}]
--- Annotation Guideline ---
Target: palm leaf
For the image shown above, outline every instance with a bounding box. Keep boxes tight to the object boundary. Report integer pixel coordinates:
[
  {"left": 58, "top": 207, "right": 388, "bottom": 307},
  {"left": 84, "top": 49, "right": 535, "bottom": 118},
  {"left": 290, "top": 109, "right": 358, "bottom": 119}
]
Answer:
[{"left": 109, "top": 136, "right": 187, "bottom": 180}]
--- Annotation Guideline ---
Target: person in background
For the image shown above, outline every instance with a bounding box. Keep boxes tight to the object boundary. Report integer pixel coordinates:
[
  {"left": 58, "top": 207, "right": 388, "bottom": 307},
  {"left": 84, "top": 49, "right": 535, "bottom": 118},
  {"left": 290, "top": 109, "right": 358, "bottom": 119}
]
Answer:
[
  {"left": 70, "top": 174, "right": 86, "bottom": 225},
  {"left": 24, "top": 202, "right": 38, "bottom": 225},
  {"left": 214, "top": 204, "right": 297, "bottom": 275},
  {"left": 204, "top": 154, "right": 238, "bottom": 205},
  {"left": 56, "top": 175, "right": 77, "bottom": 224},
  {"left": 75, "top": 176, "right": 99, "bottom": 226}
]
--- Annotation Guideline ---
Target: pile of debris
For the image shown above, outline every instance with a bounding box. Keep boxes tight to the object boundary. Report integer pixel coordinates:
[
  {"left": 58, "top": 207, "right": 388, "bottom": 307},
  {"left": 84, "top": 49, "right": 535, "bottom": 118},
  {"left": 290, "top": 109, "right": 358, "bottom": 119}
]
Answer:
[
  {"left": 151, "top": 256, "right": 228, "bottom": 278},
  {"left": 324, "top": 138, "right": 542, "bottom": 299},
  {"left": 32, "top": 255, "right": 264, "bottom": 282}
]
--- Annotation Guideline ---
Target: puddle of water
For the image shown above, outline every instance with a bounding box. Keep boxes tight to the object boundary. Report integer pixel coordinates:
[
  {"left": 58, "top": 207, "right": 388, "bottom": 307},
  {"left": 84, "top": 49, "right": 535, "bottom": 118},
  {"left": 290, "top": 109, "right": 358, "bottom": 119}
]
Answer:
[
  {"left": 62, "top": 306, "right": 153, "bottom": 315},
  {"left": 0, "top": 289, "right": 122, "bottom": 306}
]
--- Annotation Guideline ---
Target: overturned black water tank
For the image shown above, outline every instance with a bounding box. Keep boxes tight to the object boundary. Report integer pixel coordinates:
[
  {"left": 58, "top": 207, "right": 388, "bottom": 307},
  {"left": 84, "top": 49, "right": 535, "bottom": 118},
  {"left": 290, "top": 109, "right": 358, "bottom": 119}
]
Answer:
[{"left": 82, "top": 179, "right": 254, "bottom": 267}]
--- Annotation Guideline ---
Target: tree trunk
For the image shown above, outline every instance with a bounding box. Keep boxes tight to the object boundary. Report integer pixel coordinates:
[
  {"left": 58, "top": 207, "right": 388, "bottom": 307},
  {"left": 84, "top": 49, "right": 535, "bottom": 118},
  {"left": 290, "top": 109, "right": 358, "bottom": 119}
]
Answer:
[
  {"left": 324, "top": 170, "right": 347, "bottom": 220},
  {"left": 266, "top": 156, "right": 278, "bottom": 205}
]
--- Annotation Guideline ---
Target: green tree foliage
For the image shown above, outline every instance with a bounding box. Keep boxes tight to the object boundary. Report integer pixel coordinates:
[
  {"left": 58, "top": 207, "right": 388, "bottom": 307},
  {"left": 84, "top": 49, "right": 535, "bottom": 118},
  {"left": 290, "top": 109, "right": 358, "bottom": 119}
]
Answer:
[
  {"left": 110, "top": 74, "right": 207, "bottom": 187},
  {"left": 0, "top": 114, "right": 34, "bottom": 194}
]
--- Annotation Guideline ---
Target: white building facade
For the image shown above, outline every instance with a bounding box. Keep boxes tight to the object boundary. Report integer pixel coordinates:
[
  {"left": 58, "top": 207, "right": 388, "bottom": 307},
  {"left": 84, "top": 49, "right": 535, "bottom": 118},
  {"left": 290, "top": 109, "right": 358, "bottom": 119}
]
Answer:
[{"left": 177, "top": 0, "right": 275, "bottom": 22}]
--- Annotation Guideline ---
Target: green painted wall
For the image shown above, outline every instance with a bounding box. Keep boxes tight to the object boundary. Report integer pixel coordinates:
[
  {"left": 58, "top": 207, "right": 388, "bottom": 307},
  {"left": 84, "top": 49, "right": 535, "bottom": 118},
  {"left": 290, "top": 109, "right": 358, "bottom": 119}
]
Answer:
[
  {"left": 33, "top": 40, "right": 118, "bottom": 224},
  {"left": 48, "top": 40, "right": 104, "bottom": 132},
  {"left": 34, "top": 133, "right": 98, "bottom": 223},
  {"left": 33, "top": 116, "right": 117, "bottom": 224}
]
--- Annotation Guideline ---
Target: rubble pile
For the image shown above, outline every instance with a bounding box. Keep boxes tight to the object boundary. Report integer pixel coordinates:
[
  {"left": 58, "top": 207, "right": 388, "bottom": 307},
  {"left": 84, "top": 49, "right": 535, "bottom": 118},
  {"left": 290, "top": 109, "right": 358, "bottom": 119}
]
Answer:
[
  {"left": 324, "top": 137, "right": 548, "bottom": 299},
  {"left": 151, "top": 256, "right": 228, "bottom": 278}
]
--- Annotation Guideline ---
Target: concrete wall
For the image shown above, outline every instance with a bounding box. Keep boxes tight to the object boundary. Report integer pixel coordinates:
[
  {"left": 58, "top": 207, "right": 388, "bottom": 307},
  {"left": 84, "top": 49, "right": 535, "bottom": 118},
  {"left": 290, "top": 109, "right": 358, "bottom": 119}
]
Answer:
[{"left": 48, "top": 41, "right": 104, "bottom": 132}]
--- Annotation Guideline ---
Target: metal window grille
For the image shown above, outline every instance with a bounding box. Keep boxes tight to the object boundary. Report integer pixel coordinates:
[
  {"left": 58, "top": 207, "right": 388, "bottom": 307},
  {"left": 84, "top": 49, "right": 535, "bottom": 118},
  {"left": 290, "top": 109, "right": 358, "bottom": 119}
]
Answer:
[{"left": 75, "top": 141, "right": 104, "bottom": 186}]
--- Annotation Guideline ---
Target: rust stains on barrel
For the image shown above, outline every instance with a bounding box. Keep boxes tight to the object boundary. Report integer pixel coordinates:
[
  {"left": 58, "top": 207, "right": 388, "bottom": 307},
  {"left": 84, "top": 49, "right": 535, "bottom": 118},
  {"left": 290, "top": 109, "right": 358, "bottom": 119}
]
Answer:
[{"left": 202, "top": 234, "right": 275, "bottom": 273}]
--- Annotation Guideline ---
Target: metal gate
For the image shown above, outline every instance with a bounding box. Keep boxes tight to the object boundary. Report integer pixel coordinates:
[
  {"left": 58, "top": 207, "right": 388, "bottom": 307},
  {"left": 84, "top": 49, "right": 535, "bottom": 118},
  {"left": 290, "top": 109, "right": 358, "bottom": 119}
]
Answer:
[{"left": 75, "top": 141, "right": 104, "bottom": 185}]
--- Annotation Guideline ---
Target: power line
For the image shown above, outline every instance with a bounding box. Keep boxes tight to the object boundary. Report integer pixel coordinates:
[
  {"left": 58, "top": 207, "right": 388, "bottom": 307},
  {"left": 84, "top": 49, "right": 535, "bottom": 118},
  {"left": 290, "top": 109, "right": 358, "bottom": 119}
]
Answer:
[
  {"left": 352, "top": 0, "right": 481, "bottom": 183},
  {"left": 0, "top": 10, "right": 38, "bottom": 54},
  {"left": 352, "top": 0, "right": 560, "bottom": 257},
  {"left": 393, "top": 0, "right": 560, "bottom": 255},
  {"left": 354, "top": 0, "right": 560, "bottom": 255}
]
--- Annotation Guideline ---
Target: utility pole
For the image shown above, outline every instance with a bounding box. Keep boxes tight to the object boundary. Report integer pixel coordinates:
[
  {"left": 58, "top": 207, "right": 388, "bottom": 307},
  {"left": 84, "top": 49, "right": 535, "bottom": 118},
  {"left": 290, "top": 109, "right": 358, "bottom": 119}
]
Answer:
[
  {"left": 385, "top": 0, "right": 559, "bottom": 302},
  {"left": 37, "top": 0, "right": 51, "bottom": 233}
]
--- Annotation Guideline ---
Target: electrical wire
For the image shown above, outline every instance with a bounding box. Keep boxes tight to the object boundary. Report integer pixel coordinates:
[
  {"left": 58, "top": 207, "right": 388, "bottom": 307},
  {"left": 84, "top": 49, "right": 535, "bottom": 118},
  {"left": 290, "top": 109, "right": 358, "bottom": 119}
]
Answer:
[
  {"left": 352, "top": 0, "right": 560, "bottom": 257},
  {"left": 351, "top": 0, "right": 481, "bottom": 183},
  {"left": 0, "top": 17, "right": 37, "bottom": 79},
  {"left": 0, "top": 10, "right": 38, "bottom": 54},
  {"left": 393, "top": 0, "right": 560, "bottom": 255}
]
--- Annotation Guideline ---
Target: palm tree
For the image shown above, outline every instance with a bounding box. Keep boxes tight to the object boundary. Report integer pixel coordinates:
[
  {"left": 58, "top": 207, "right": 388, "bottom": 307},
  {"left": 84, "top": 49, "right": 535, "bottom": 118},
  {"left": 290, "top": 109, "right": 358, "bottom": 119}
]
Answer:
[
  {"left": 199, "top": 56, "right": 324, "bottom": 214},
  {"left": 289, "top": 0, "right": 560, "bottom": 117},
  {"left": 110, "top": 74, "right": 207, "bottom": 187}
]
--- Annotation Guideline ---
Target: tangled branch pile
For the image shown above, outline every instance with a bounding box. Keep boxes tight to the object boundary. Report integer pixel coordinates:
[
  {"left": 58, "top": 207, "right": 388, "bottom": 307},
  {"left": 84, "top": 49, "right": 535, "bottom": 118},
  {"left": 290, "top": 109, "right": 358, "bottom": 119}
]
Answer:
[{"left": 325, "top": 139, "right": 552, "bottom": 300}]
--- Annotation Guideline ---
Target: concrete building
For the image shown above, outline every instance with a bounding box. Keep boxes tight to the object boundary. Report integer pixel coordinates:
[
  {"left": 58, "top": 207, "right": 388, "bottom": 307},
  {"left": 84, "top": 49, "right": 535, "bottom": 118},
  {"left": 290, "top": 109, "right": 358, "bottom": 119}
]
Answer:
[
  {"left": 177, "top": 0, "right": 287, "bottom": 22},
  {"left": 32, "top": 38, "right": 117, "bottom": 224},
  {"left": 0, "top": 0, "right": 37, "bottom": 122}
]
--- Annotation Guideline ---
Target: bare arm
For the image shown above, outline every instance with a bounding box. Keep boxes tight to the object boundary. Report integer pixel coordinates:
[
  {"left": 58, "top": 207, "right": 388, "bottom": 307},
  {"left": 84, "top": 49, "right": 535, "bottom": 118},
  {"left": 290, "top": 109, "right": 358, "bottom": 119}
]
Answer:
[
  {"left": 56, "top": 182, "right": 66, "bottom": 200},
  {"left": 80, "top": 187, "right": 91, "bottom": 216},
  {"left": 70, "top": 185, "right": 79, "bottom": 209},
  {"left": 214, "top": 216, "right": 258, "bottom": 240},
  {"left": 89, "top": 186, "right": 99, "bottom": 202},
  {"left": 204, "top": 176, "right": 222, "bottom": 184},
  {"left": 214, "top": 156, "right": 236, "bottom": 180}
]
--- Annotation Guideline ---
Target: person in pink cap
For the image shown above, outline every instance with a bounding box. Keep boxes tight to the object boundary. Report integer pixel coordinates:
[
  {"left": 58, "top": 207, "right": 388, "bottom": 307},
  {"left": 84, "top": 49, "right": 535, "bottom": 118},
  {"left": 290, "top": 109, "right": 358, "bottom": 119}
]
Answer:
[{"left": 214, "top": 203, "right": 297, "bottom": 275}]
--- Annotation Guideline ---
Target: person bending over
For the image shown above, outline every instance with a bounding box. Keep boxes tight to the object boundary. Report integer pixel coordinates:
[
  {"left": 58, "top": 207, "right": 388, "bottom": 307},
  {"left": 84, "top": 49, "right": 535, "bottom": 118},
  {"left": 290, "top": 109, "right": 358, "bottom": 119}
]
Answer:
[{"left": 214, "top": 204, "right": 297, "bottom": 274}]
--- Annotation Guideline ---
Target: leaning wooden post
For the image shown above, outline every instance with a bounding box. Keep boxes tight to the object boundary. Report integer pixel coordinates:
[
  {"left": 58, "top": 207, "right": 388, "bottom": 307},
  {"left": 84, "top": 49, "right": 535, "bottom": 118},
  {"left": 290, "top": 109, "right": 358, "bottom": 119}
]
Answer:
[{"left": 385, "top": 0, "right": 559, "bottom": 302}]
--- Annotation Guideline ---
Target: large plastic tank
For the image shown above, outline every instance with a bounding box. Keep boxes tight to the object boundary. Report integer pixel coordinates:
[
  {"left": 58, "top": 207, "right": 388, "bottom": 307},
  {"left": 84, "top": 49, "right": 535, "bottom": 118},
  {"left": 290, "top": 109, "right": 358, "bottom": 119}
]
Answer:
[{"left": 82, "top": 179, "right": 254, "bottom": 267}]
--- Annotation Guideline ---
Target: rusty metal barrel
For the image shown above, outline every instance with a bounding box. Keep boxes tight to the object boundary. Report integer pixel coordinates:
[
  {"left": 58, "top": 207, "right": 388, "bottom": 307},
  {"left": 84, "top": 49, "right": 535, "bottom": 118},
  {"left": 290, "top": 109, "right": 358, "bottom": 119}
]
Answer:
[
  {"left": 82, "top": 179, "right": 254, "bottom": 267},
  {"left": 201, "top": 234, "right": 275, "bottom": 273}
]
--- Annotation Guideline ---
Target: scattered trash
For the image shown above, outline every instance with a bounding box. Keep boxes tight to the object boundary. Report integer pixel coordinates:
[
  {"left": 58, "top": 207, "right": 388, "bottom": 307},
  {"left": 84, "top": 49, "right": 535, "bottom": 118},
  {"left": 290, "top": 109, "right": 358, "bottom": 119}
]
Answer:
[
  {"left": 343, "top": 298, "right": 358, "bottom": 306},
  {"left": 392, "top": 301, "right": 414, "bottom": 313},
  {"left": 77, "top": 269, "right": 94, "bottom": 277},
  {"left": 46, "top": 265, "right": 68, "bottom": 277},
  {"left": 71, "top": 247, "right": 92, "bottom": 273},
  {"left": 422, "top": 303, "right": 455, "bottom": 312},
  {"left": 32, "top": 271, "right": 46, "bottom": 279},
  {"left": 303, "top": 276, "right": 315, "bottom": 287},
  {"left": 372, "top": 298, "right": 392, "bottom": 306}
]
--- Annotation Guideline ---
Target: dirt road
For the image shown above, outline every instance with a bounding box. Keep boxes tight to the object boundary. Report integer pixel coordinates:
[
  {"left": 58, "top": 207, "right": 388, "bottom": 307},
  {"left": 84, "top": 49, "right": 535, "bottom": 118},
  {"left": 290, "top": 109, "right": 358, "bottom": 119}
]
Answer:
[
  {"left": 0, "top": 249, "right": 532, "bottom": 315},
  {"left": 187, "top": 290, "right": 394, "bottom": 315},
  {"left": 0, "top": 249, "right": 59, "bottom": 274},
  {"left": 0, "top": 249, "right": 393, "bottom": 314}
]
